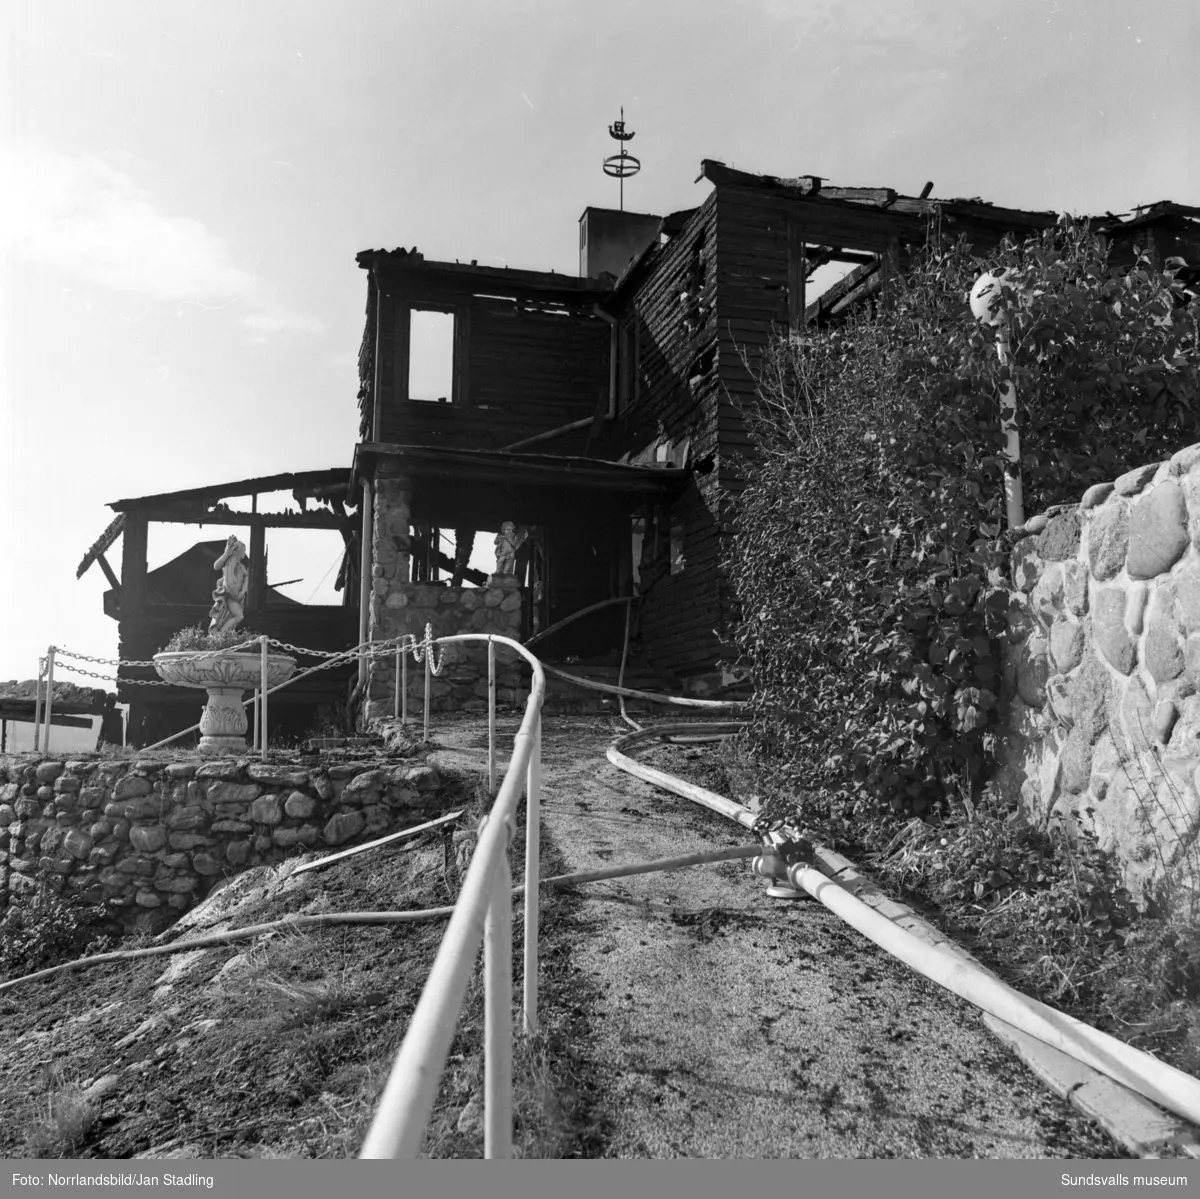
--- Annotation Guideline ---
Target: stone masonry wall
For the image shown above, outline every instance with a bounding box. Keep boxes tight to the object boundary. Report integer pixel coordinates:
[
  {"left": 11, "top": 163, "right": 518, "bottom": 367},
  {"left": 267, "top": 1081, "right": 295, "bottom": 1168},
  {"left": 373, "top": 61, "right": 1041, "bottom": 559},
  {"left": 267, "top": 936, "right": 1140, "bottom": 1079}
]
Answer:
[
  {"left": 365, "top": 579, "right": 525, "bottom": 722},
  {"left": 0, "top": 753, "right": 446, "bottom": 934},
  {"left": 996, "top": 441, "right": 1200, "bottom": 908},
  {"left": 366, "top": 467, "right": 525, "bottom": 722}
]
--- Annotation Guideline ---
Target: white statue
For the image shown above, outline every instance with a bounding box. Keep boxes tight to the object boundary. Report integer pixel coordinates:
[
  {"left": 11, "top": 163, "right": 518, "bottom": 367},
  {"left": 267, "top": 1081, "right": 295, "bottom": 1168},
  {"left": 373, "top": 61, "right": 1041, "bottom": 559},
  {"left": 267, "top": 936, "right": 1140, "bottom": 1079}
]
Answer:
[
  {"left": 209, "top": 534, "right": 249, "bottom": 635},
  {"left": 493, "top": 521, "right": 527, "bottom": 578}
]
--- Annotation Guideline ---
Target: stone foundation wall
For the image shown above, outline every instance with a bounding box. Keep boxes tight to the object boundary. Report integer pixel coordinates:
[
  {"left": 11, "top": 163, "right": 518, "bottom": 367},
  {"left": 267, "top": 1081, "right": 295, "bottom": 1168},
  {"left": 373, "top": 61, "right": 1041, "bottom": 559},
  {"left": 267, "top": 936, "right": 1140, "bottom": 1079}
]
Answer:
[
  {"left": 0, "top": 753, "right": 446, "bottom": 934},
  {"left": 365, "top": 579, "right": 525, "bottom": 721},
  {"left": 996, "top": 442, "right": 1200, "bottom": 907},
  {"left": 366, "top": 466, "right": 525, "bottom": 721}
]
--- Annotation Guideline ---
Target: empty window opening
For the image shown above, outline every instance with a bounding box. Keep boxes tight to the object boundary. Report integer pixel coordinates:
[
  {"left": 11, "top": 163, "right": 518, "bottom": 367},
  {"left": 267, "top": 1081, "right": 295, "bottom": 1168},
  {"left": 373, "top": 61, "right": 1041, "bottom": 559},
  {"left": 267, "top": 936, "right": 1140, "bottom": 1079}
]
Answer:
[
  {"left": 618, "top": 316, "right": 640, "bottom": 413},
  {"left": 408, "top": 309, "right": 455, "bottom": 402},
  {"left": 669, "top": 523, "right": 686, "bottom": 575}
]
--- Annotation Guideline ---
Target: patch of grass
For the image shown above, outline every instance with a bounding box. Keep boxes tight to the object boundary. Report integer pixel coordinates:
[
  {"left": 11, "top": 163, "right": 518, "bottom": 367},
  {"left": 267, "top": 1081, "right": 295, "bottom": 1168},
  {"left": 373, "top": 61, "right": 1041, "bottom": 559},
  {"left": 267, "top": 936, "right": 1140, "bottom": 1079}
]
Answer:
[{"left": 23, "top": 1068, "right": 100, "bottom": 1158}]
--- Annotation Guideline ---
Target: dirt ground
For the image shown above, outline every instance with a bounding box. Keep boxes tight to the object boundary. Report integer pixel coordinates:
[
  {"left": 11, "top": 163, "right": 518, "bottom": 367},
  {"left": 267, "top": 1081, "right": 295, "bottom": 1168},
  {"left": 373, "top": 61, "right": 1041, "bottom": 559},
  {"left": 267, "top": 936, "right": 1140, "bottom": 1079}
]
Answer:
[
  {"left": 430, "top": 712, "right": 1123, "bottom": 1158},
  {"left": 0, "top": 711, "right": 1126, "bottom": 1159}
]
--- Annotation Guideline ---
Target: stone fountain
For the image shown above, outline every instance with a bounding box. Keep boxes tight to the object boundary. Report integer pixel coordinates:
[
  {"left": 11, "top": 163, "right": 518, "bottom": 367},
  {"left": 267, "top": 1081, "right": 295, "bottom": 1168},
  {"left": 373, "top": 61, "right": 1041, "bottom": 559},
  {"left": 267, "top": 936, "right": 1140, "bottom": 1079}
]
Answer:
[{"left": 153, "top": 535, "right": 297, "bottom": 753}]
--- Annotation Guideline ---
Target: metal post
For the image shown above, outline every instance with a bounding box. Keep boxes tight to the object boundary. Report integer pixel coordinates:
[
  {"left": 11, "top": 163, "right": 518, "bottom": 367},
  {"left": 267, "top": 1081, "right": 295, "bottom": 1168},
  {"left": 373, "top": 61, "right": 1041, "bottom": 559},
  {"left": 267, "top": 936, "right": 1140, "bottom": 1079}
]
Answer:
[
  {"left": 483, "top": 844, "right": 513, "bottom": 1160},
  {"left": 523, "top": 715, "right": 542, "bottom": 1035},
  {"left": 259, "top": 635, "right": 269, "bottom": 762},
  {"left": 970, "top": 270, "right": 1025, "bottom": 530},
  {"left": 43, "top": 647, "right": 56, "bottom": 756},
  {"left": 401, "top": 639, "right": 409, "bottom": 724},
  {"left": 251, "top": 691, "right": 259, "bottom": 752},
  {"left": 488, "top": 639, "right": 496, "bottom": 794},
  {"left": 423, "top": 633, "right": 431, "bottom": 744},
  {"left": 393, "top": 643, "right": 401, "bottom": 722},
  {"left": 997, "top": 329, "right": 1024, "bottom": 529},
  {"left": 32, "top": 656, "right": 44, "bottom": 752}
]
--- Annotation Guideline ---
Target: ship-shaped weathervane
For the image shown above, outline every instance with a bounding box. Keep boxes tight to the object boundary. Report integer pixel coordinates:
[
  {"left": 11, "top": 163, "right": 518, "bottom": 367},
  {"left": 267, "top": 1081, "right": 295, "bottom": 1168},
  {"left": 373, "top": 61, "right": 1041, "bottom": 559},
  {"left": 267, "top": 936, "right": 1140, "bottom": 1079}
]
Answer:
[{"left": 603, "top": 107, "right": 641, "bottom": 211}]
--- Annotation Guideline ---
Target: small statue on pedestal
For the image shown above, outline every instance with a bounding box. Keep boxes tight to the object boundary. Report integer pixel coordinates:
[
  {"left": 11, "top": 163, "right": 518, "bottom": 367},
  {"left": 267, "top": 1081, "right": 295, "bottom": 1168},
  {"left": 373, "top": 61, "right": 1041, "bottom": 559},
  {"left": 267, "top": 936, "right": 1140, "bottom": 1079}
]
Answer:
[
  {"left": 493, "top": 521, "right": 528, "bottom": 578},
  {"left": 209, "top": 534, "right": 249, "bottom": 635}
]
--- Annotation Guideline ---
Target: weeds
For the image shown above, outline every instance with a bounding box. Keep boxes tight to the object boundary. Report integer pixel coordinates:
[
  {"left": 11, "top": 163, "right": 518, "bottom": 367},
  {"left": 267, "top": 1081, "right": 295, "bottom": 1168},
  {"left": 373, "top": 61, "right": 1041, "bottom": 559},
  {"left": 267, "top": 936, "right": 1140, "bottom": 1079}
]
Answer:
[
  {"left": 23, "top": 1067, "right": 101, "bottom": 1158},
  {"left": 0, "top": 891, "right": 119, "bottom": 977}
]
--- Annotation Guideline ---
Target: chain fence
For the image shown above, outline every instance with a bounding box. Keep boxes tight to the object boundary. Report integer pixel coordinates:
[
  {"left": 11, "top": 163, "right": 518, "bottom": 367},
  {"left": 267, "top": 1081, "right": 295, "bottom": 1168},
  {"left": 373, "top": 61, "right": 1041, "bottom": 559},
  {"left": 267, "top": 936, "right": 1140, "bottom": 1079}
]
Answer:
[{"left": 39, "top": 625, "right": 444, "bottom": 691}]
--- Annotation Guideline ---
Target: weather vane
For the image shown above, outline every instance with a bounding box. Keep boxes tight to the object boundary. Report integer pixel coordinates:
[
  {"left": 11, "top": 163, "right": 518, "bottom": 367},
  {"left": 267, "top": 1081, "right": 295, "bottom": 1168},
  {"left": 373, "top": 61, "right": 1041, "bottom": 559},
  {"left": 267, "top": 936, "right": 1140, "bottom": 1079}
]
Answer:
[{"left": 603, "top": 107, "right": 641, "bottom": 211}]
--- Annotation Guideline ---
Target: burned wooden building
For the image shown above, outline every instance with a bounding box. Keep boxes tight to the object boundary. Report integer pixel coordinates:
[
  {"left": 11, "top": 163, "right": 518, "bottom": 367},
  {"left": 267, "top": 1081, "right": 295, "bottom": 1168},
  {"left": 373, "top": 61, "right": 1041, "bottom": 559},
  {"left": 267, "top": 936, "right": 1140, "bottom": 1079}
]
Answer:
[
  {"left": 77, "top": 470, "right": 359, "bottom": 745},
  {"left": 80, "top": 160, "right": 1199, "bottom": 733},
  {"left": 351, "top": 160, "right": 1115, "bottom": 708}
]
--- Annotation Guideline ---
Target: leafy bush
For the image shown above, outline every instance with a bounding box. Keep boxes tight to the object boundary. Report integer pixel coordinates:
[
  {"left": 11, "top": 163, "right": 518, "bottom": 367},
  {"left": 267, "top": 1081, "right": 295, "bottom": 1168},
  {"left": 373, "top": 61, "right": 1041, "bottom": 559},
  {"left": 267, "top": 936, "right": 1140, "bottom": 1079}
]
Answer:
[
  {"left": 160, "top": 624, "right": 263, "bottom": 653},
  {"left": 730, "top": 223, "right": 1198, "bottom": 825},
  {"left": 0, "top": 894, "right": 119, "bottom": 978}
]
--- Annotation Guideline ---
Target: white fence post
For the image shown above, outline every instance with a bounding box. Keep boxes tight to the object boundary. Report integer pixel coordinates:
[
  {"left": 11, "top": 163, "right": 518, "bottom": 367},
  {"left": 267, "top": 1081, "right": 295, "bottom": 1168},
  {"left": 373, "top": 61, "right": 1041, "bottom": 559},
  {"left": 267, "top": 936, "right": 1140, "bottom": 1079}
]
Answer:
[
  {"left": 259, "top": 635, "right": 269, "bottom": 762},
  {"left": 402, "top": 638, "right": 409, "bottom": 724},
  {"left": 393, "top": 642, "right": 401, "bottom": 722},
  {"left": 488, "top": 638, "right": 496, "bottom": 794},
  {"left": 252, "top": 691, "right": 259, "bottom": 752},
  {"left": 523, "top": 713, "right": 541, "bottom": 1035},
  {"left": 43, "top": 647, "right": 57, "bottom": 756},
  {"left": 32, "top": 655, "right": 45, "bottom": 752},
  {"left": 483, "top": 832, "right": 514, "bottom": 1159},
  {"left": 423, "top": 629, "right": 432, "bottom": 744}
]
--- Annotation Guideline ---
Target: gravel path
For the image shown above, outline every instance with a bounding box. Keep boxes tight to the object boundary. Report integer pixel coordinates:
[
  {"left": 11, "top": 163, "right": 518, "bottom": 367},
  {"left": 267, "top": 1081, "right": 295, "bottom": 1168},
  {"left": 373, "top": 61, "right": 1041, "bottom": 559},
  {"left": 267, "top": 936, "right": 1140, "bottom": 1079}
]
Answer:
[{"left": 431, "top": 712, "right": 1125, "bottom": 1159}]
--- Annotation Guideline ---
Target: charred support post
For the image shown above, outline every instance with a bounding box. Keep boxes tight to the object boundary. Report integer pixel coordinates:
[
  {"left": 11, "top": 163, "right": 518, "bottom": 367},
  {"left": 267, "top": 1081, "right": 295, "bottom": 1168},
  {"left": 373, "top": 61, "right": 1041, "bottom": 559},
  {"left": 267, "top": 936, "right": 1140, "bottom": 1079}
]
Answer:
[
  {"left": 787, "top": 221, "right": 807, "bottom": 333},
  {"left": 120, "top": 513, "right": 149, "bottom": 618}
]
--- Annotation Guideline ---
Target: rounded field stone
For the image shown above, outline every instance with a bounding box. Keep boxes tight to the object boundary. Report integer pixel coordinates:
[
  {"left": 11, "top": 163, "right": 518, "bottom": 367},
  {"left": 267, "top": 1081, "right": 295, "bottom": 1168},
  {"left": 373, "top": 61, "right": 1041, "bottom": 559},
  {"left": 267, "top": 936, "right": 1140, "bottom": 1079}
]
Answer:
[
  {"left": 1127, "top": 481, "right": 1189, "bottom": 579},
  {"left": 1114, "top": 463, "right": 1159, "bottom": 496},
  {"left": 249, "top": 794, "right": 284, "bottom": 825},
  {"left": 113, "top": 775, "right": 153, "bottom": 800},
  {"left": 129, "top": 825, "right": 167, "bottom": 853},
  {"left": 1145, "top": 606, "right": 1185, "bottom": 683},
  {"left": 283, "top": 791, "right": 318, "bottom": 818},
  {"left": 1093, "top": 588, "right": 1135, "bottom": 674},
  {"left": 1086, "top": 502, "right": 1130, "bottom": 582},
  {"left": 1049, "top": 618, "right": 1084, "bottom": 674},
  {"left": 323, "top": 810, "right": 366, "bottom": 847},
  {"left": 1038, "top": 510, "right": 1082, "bottom": 561}
]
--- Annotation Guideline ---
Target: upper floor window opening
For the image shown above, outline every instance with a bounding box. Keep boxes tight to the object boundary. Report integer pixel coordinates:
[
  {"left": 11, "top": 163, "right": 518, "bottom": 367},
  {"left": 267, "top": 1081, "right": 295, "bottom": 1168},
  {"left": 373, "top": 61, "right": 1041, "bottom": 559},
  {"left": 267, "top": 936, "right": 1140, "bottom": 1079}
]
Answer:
[{"left": 408, "top": 307, "right": 456, "bottom": 403}]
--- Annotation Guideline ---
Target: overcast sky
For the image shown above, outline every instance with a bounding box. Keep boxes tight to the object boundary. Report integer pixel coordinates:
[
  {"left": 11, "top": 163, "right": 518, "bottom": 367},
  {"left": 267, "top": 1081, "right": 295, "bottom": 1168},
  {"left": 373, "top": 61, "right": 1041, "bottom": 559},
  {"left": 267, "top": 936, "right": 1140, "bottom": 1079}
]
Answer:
[{"left": 1, "top": 0, "right": 1196, "bottom": 686}]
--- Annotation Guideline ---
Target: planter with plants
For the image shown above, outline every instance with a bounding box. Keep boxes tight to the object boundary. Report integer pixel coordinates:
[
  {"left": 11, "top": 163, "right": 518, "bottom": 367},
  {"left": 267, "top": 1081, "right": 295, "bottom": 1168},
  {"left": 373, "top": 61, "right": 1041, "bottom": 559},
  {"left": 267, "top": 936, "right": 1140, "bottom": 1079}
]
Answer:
[{"left": 152, "top": 535, "right": 296, "bottom": 753}]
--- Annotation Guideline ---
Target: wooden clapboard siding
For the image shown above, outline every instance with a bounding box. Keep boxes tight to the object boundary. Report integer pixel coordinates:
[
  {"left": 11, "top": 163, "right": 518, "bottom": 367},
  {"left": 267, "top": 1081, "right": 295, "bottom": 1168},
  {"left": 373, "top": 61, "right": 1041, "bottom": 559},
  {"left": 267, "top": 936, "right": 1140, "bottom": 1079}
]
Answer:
[
  {"left": 373, "top": 284, "right": 611, "bottom": 452},
  {"left": 610, "top": 194, "right": 733, "bottom": 677}
]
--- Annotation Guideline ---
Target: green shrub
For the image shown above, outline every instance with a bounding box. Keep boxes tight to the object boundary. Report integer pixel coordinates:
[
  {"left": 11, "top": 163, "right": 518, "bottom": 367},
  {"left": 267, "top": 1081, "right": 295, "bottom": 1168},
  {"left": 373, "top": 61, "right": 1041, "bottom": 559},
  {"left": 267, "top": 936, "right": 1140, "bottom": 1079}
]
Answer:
[
  {"left": 160, "top": 624, "right": 263, "bottom": 653},
  {"left": 0, "top": 894, "right": 119, "bottom": 978},
  {"left": 730, "top": 223, "right": 1199, "bottom": 825}
]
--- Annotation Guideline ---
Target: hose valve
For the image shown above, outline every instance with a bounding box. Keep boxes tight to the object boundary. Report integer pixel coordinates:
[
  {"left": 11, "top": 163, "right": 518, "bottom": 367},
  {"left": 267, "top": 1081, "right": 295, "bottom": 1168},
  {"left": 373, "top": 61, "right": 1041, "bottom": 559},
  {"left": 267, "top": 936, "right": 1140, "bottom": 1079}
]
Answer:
[{"left": 754, "top": 832, "right": 814, "bottom": 900}]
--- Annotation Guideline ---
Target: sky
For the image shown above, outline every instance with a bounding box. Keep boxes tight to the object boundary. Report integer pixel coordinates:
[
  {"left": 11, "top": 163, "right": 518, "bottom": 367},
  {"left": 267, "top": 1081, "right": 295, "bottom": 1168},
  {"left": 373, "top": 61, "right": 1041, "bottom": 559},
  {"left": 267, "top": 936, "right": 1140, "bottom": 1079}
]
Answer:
[{"left": 1, "top": 0, "right": 1196, "bottom": 690}]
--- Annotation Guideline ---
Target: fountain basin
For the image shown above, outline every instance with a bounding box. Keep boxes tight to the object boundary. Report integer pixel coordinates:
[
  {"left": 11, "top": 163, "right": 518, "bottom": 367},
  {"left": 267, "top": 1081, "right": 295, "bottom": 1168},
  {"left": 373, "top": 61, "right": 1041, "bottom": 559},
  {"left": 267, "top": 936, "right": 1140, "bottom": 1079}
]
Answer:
[{"left": 153, "top": 650, "right": 297, "bottom": 753}]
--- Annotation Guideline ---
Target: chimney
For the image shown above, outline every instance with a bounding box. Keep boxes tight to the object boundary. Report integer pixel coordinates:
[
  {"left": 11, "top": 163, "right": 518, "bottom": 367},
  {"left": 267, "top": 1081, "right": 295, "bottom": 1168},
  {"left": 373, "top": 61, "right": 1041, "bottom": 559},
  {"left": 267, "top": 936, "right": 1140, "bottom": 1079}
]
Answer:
[{"left": 579, "top": 207, "right": 662, "bottom": 280}]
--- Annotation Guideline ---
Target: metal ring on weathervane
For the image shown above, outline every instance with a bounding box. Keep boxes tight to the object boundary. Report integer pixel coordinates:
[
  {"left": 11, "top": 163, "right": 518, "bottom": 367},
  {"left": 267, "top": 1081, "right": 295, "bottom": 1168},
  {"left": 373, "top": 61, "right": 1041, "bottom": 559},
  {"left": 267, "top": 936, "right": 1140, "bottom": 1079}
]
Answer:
[{"left": 603, "top": 151, "right": 641, "bottom": 179}]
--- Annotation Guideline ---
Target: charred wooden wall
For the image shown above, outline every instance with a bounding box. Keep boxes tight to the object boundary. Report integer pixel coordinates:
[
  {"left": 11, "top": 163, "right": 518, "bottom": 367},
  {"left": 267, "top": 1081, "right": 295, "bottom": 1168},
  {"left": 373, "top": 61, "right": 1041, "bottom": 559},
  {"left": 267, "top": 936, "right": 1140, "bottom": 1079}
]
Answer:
[
  {"left": 369, "top": 284, "right": 612, "bottom": 454},
  {"left": 617, "top": 193, "right": 728, "bottom": 677}
]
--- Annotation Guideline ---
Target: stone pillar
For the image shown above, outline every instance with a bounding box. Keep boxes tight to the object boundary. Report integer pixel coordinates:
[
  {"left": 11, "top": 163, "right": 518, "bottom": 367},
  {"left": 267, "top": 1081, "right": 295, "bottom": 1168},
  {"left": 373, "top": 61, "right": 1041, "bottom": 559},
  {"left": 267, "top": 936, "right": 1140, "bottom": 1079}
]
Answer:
[{"left": 366, "top": 470, "right": 412, "bottom": 721}]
